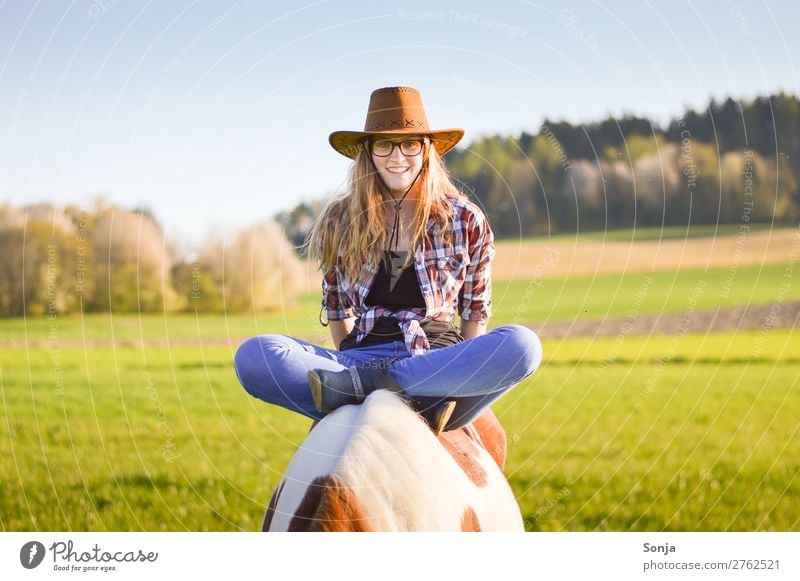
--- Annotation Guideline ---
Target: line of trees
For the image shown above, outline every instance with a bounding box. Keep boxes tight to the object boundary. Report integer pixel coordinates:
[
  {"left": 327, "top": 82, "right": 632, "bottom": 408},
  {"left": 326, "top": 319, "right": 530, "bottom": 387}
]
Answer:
[
  {"left": 279, "top": 92, "right": 800, "bottom": 240},
  {"left": 0, "top": 202, "right": 304, "bottom": 317},
  {"left": 6, "top": 92, "right": 799, "bottom": 317}
]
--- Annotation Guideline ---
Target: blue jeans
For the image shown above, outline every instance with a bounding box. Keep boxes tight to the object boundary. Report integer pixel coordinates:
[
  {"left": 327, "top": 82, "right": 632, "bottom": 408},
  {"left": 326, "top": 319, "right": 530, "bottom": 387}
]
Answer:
[{"left": 234, "top": 325, "right": 542, "bottom": 430}]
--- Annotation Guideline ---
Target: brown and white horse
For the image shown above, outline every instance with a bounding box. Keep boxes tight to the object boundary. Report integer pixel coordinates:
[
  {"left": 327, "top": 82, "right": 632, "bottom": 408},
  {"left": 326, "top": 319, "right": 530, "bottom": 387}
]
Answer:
[{"left": 262, "top": 390, "right": 523, "bottom": 532}]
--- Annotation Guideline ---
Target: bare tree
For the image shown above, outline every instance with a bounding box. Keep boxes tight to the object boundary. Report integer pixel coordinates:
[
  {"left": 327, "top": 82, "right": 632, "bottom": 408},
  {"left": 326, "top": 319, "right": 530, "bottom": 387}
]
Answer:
[
  {"left": 198, "top": 220, "right": 304, "bottom": 313},
  {"left": 91, "top": 206, "right": 177, "bottom": 312},
  {"left": 633, "top": 144, "right": 680, "bottom": 223},
  {"left": 0, "top": 204, "right": 79, "bottom": 316}
]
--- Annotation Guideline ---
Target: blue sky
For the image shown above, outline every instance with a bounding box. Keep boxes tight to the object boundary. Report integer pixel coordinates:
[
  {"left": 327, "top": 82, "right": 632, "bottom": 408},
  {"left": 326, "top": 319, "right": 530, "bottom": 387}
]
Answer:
[{"left": 1, "top": 0, "right": 798, "bottom": 247}]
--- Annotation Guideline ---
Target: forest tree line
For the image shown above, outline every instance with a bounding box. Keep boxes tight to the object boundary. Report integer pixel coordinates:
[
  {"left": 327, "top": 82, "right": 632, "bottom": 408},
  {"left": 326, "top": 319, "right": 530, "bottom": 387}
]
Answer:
[
  {"left": 279, "top": 92, "right": 800, "bottom": 246},
  {"left": 5, "top": 92, "right": 799, "bottom": 316}
]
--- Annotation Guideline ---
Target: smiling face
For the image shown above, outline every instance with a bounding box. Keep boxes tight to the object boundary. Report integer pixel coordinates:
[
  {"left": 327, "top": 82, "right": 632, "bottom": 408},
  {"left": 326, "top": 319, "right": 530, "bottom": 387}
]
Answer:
[{"left": 370, "top": 137, "right": 426, "bottom": 196}]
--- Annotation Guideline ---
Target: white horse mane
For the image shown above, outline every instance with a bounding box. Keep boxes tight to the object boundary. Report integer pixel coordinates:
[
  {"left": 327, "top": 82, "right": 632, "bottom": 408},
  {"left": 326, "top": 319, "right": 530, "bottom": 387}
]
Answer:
[{"left": 266, "top": 390, "right": 523, "bottom": 531}]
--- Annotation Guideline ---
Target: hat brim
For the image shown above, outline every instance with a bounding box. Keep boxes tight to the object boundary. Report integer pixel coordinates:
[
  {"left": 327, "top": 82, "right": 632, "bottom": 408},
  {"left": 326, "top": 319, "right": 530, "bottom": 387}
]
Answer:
[{"left": 329, "top": 128, "right": 465, "bottom": 159}]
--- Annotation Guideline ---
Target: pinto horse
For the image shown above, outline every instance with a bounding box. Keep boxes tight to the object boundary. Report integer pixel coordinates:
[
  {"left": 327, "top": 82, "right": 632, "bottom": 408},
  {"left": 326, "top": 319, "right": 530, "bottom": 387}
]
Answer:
[{"left": 261, "top": 390, "right": 523, "bottom": 532}]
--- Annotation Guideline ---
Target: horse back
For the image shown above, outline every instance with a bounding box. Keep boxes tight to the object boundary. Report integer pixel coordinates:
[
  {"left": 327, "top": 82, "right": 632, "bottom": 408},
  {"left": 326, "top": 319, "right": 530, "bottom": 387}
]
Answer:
[{"left": 263, "top": 391, "right": 522, "bottom": 532}]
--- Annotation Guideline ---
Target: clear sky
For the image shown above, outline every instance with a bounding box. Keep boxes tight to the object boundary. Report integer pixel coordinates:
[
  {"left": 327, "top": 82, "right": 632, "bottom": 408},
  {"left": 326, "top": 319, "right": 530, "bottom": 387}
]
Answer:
[{"left": 1, "top": 0, "right": 798, "bottom": 248}]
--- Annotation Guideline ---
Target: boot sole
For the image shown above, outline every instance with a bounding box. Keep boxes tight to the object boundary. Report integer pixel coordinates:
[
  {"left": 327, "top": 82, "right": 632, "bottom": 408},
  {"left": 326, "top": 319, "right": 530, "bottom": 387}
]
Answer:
[
  {"left": 432, "top": 400, "right": 457, "bottom": 435},
  {"left": 307, "top": 370, "right": 326, "bottom": 413}
]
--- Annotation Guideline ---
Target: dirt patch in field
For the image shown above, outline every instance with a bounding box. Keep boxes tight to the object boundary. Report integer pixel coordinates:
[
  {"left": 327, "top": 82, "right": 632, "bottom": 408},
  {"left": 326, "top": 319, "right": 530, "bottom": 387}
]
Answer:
[
  {"left": 534, "top": 301, "right": 800, "bottom": 339},
  {"left": 492, "top": 229, "right": 800, "bottom": 280}
]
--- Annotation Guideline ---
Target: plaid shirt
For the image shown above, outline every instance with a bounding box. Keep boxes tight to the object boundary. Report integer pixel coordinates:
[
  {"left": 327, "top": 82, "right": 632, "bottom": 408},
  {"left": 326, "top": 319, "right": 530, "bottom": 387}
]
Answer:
[{"left": 321, "top": 198, "right": 494, "bottom": 354}]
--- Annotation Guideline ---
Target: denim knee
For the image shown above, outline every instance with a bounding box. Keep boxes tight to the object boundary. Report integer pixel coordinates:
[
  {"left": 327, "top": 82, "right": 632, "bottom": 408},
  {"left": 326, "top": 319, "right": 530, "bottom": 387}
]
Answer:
[
  {"left": 495, "top": 324, "right": 543, "bottom": 381},
  {"left": 233, "top": 334, "right": 287, "bottom": 398}
]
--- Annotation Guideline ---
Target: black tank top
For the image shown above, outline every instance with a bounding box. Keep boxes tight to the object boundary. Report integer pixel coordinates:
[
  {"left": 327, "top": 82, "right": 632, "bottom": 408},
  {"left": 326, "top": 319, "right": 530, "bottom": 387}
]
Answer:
[{"left": 366, "top": 251, "right": 425, "bottom": 308}]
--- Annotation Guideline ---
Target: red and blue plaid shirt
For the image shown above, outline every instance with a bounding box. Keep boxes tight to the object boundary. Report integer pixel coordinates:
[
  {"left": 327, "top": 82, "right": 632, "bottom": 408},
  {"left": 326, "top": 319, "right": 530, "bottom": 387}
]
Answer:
[{"left": 321, "top": 198, "right": 494, "bottom": 354}]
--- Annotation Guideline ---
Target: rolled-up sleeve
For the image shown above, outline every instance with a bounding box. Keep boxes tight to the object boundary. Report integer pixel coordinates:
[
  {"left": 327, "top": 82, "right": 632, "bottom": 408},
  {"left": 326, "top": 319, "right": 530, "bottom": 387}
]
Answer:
[
  {"left": 458, "top": 212, "right": 495, "bottom": 321},
  {"left": 322, "top": 267, "right": 354, "bottom": 321}
]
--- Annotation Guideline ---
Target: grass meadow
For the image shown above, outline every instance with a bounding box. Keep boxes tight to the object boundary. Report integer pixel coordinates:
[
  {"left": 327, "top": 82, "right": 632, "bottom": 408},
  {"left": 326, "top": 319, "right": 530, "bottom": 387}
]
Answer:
[{"left": 1, "top": 227, "right": 798, "bottom": 531}]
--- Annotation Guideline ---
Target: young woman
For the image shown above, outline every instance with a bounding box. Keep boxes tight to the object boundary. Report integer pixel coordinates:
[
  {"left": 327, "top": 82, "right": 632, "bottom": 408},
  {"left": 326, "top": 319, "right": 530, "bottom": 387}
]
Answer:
[{"left": 234, "top": 86, "right": 542, "bottom": 434}]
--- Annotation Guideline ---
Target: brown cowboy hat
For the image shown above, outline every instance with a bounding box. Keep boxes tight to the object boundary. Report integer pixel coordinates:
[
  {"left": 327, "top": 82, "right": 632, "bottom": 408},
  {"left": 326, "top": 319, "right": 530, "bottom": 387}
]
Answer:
[{"left": 329, "top": 86, "right": 465, "bottom": 159}]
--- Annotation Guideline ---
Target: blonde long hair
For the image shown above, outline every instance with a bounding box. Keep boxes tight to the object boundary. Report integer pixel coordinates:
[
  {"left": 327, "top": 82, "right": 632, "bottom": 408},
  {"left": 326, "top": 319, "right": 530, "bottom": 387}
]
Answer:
[{"left": 307, "top": 141, "right": 466, "bottom": 285}]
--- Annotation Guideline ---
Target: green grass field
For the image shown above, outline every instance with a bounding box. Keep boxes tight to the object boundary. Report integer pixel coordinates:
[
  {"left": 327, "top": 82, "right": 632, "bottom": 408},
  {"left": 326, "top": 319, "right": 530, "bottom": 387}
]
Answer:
[
  {"left": 1, "top": 328, "right": 796, "bottom": 531},
  {"left": 506, "top": 222, "right": 788, "bottom": 243},
  {"left": 1, "top": 232, "right": 798, "bottom": 531}
]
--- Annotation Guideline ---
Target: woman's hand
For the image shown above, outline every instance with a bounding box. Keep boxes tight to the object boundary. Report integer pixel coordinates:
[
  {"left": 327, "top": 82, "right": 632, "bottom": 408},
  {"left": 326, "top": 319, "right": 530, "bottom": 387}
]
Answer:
[
  {"left": 329, "top": 318, "right": 356, "bottom": 349},
  {"left": 460, "top": 319, "right": 488, "bottom": 340}
]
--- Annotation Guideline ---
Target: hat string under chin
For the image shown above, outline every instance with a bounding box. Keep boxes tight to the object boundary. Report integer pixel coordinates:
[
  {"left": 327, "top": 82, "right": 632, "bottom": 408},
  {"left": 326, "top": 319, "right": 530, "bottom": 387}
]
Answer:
[{"left": 385, "top": 148, "right": 426, "bottom": 253}]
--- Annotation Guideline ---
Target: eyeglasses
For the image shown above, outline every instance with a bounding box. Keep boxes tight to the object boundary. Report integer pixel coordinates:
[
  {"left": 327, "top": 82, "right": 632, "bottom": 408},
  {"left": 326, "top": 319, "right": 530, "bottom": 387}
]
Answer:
[{"left": 370, "top": 139, "right": 425, "bottom": 157}]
